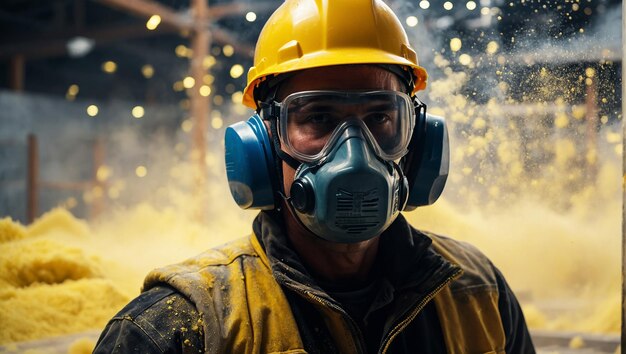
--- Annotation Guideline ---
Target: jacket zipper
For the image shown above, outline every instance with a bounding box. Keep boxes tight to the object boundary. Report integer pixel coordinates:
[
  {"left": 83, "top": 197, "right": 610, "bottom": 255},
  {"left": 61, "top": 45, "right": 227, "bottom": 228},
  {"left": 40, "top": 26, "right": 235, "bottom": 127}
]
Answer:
[
  {"left": 298, "top": 289, "right": 368, "bottom": 353},
  {"left": 379, "top": 268, "right": 463, "bottom": 354}
]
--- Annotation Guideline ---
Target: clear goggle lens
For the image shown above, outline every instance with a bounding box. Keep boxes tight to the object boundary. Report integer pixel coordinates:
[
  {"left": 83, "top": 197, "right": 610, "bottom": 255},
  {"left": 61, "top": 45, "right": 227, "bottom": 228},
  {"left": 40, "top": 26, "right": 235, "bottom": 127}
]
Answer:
[{"left": 278, "top": 90, "right": 415, "bottom": 163}]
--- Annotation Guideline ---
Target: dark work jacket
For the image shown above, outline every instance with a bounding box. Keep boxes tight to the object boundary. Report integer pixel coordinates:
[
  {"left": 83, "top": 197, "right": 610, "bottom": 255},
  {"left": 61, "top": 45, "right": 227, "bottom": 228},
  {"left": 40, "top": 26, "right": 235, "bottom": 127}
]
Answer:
[{"left": 94, "top": 212, "right": 535, "bottom": 353}]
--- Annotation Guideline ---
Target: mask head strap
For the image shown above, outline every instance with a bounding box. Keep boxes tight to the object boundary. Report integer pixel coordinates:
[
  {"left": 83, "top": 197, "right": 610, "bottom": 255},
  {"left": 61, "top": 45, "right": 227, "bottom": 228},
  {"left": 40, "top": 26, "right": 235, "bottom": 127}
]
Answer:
[{"left": 258, "top": 87, "right": 302, "bottom": 198}]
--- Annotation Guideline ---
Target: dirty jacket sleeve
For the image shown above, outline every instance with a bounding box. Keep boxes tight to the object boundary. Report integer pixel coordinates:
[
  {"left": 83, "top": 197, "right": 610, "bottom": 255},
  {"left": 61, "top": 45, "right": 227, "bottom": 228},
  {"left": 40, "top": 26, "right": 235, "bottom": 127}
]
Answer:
[{"left": 93, "top": 286, "right": 204, "bottom": 354}]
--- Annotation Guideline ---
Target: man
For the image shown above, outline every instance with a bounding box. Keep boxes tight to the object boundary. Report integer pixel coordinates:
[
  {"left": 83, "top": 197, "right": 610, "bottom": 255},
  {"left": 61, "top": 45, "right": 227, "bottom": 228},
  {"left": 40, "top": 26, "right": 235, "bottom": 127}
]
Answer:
[{"left": 94, "top": 0, "right": 535, "bottom": 353}]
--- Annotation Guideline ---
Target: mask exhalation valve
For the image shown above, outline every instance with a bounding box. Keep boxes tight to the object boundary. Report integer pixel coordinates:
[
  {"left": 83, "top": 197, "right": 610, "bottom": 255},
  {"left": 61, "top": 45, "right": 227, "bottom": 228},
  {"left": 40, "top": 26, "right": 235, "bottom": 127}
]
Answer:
[{"left": 290, "top": 178, "right": 315, "bottom": 214}]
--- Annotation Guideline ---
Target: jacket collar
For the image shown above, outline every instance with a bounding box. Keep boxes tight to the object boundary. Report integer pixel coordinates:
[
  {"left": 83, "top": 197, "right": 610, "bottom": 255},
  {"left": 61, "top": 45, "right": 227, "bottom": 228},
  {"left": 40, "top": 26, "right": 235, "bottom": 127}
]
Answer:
[{"left": 252, "top": 211, "right": 461, "bottom": 305}]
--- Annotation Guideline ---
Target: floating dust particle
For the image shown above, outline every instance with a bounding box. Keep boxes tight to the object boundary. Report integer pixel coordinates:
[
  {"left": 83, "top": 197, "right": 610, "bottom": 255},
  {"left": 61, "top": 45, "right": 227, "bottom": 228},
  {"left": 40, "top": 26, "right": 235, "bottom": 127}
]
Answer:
[
  {"left": 67, "top": 337, "right": 96, "bottom": 354},
  {"left": 406, "top": 62, "right": 620, "bottom": 334}
]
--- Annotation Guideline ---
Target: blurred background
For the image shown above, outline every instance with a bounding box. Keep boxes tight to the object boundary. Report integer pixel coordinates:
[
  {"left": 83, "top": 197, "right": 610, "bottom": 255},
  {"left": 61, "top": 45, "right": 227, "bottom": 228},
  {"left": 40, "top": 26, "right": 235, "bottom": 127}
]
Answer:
[{"left": 0, "top": 0, "right": 622, "bottom": 353}]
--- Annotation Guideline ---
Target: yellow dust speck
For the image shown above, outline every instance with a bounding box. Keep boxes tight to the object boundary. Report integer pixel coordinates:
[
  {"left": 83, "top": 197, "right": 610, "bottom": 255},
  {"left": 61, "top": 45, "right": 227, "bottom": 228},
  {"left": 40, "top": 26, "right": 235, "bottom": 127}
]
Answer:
[
  {"left": 203, "top": 74, "right": 215, "bottom": 85},
  {"left": 96, "top": 165, "right": 112, "bottom": 182},
  {"left": 132, "top": 106, "right": 145, "bottom": 119},
  {"left": 142, "top": 65, "right": 154, "bottom": 79},
  {"left": 203, "top": 56, "right": 216, "bottom": 68},
  {"left": 245, "top": 11, "right": 257, "bottom": 22},
  {"left": 181, "top": 119, "right": 193, "bottom": 133},
  {"left": 86, "top": 105, "right": 99, "bottom": 117},
  {"left": 63, "top": 197, "right": 78, "bottom": 209},
  {"left": 200, "top": 85, "right": 211, "bottom": 97},
  {"left": 135, "top": 166, "right": 148, "bottom": 178},
  {"left": 486, "top": 41, "right": 498, "bottom": 55},
  {"left": 585, "top": 67, "right": 595, "bottom": 78},
  {"left": 406, "top": 16, "right": 418, "bottom": 27},
  {"left": 554, "top": 113, "right": 569, "bottom": 128},
  {"left": 471, "top": 117, "right": 486, "bottom": 130},
  {"left": 231, "top": 91, "right": 244, "bottom": 104},
  {"left": 68, "top": 84, "right": 79, "bottom": 96},
  {"left": 175, "top": 45, "right": 191, "bottom": 58},
  {"left": 459, "top": 54, "right": 472, "bottom": 66},
  {"left": 102, "top": 61, "right": 117, "bottom": 73},
  {"left": 462, "top": 166, "right": 472, "bottom": 175},
  {"left": 572, "top": 105, "right": 586, "bottom": 120},
  {"left": 605, "top": 132, "right": 621, "bottom": 144},
  {"left": 146, "top": 15, "right": 161, "bottom": 30},
  {"left": 108, "top": 187, "right": 120, "bottom": 199},
  {"left": 205, "top": 154, "right": 217, "bottom": 167},
  {"left": 223, "top": 45, "right": 234, "bottom": 57},
  {"left": 173, "top": 81, "right": 184, "bottom": 92},
  {"left": 230, "top": 64, "right": 244, "bottom": 79},
  {"left": 211, "top": 117, "right": 223, "bottom": 129},
  {"left": 585, "top": 78, "right": 593, "bottom": 86},
  {"left": 183, "top": 76, "right": 195, "bottom": 89},
  {"left": 450, "top": 38, "right": 462, "bottom": 52},
  {"left": 600, "top": 115, "right": 608, "bottom": 124},
  {"left": 92, "top": 186, "right": 104, "bottom": 198}
]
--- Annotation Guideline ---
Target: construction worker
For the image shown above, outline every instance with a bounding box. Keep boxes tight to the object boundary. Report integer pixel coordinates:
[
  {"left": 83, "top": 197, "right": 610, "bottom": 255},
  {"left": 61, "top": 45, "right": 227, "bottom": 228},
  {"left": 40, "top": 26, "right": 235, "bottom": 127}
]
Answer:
[{"left": 94, "top": 0, "right": 535, "bottom": 352}]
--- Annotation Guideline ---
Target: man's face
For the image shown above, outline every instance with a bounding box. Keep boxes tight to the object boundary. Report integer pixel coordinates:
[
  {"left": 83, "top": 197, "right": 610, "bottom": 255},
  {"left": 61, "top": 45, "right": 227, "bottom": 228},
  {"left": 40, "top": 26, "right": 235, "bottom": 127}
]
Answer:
[{"left": 275, "top": 65, "right": 405, "bottom": 197}]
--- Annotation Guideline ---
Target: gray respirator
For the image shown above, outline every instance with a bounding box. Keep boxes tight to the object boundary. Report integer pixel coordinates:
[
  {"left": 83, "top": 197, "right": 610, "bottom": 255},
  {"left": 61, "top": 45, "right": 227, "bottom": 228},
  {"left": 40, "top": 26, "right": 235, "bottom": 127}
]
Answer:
[{"left": 289, "top": 124, "right": 408, "bottom": 243}]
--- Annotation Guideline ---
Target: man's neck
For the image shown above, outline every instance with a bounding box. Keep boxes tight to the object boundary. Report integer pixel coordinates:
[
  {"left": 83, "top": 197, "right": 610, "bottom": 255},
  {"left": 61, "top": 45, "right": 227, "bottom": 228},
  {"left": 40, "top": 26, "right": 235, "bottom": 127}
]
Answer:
[{"left": 283, "top": 210, "right": 380, "bottom": 283}]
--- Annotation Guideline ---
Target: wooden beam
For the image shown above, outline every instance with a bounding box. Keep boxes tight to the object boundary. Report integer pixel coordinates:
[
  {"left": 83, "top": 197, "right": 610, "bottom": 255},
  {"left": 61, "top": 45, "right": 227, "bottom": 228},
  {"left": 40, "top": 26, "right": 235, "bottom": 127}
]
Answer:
[
  {"left": 95, "top": 0, "right": 193, "bottom": 30},
  {"left": 0, "top": 23, "right": 178, "bottom": 59},
  {"left": 8, "top": 55, "right": 25, "bottom": 91},
  {"left": 27, "top": 134, "right": 39, "bottom": 224},
  {"left": 189, "top": 0, "right": 210, "bottom": 221},
  {"left": 96, "top": 0, "right": 258, "bottom": 55},
  {"left": 206, "top": 2, "right": 277, "bottom": 18}
]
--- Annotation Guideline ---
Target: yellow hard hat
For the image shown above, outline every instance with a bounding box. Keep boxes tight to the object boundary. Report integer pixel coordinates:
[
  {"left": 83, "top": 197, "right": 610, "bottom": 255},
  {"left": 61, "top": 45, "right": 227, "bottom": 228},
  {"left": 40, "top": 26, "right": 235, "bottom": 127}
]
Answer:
[{"left": 242, "top": 0, "right": 428, "bottom": 109}]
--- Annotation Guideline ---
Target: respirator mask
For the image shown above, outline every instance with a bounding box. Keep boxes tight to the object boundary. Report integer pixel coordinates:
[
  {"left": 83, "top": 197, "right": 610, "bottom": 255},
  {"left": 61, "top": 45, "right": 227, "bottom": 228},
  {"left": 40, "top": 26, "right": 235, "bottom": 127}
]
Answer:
[
  {"left": 224, "top": 90, "right": 449, "bottom": 244},
  {"left": 270, "top": 90, "right": 413, "bottom": 243}
]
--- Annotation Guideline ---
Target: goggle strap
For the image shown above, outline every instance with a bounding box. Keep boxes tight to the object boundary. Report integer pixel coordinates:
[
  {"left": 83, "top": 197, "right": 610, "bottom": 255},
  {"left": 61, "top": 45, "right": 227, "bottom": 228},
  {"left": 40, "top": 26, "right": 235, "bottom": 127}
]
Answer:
[{"left": 269, "top": 117, "right": 301, "bottom": 171}]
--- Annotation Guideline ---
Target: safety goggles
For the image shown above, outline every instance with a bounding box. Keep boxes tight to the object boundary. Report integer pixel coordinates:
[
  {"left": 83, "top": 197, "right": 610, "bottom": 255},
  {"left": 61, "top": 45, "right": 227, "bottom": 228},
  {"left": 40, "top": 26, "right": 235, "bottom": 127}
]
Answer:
[{"left": 270, "top": 90, "right": 416, "bottom": 163}]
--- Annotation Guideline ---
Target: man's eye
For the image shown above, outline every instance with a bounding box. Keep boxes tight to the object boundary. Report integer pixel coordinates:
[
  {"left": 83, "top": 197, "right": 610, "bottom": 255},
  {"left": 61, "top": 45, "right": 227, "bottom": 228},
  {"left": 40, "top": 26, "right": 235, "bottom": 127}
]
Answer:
[
  {"left": 307, "top": 113, "right": 333, "bottom": 124},
  {"left": 366, "top": 113, "right": 391, "bottom": 124}
]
